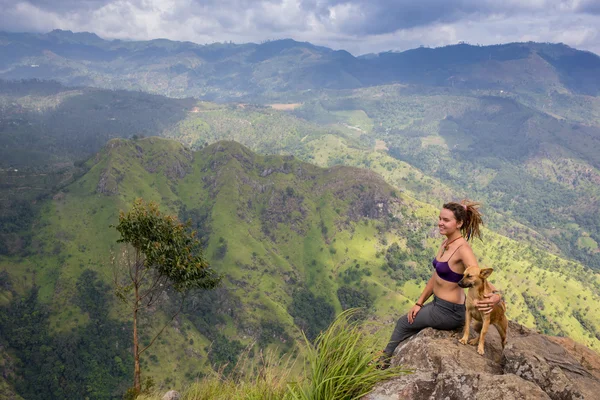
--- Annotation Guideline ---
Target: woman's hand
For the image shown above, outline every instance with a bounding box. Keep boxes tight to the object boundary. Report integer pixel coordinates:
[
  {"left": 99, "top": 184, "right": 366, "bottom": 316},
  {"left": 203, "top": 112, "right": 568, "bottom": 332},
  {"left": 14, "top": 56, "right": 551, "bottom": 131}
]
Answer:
[
  {"left": 474, "top": 293, "right": 502, "bottom": 314},
  {"left": 407, "top": 304, "right": 422, "bottom": 324}
]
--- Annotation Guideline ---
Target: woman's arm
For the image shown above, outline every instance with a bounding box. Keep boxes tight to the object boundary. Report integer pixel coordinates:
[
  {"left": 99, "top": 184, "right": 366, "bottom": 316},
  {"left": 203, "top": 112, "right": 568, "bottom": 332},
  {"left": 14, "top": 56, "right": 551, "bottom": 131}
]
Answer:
[
  {"left": 478, "top": 282, "right": 502, "bottom": 314},
  {"left": 408, "top": 273, "right": 435, "bottom": 324},
  {"left": 416, "top": 274, "right": 435, "bottom": 305}
]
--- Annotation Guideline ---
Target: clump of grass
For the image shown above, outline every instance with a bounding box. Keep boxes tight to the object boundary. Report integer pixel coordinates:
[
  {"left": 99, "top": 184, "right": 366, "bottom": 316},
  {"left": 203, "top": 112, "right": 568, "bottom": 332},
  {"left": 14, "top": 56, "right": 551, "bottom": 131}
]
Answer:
[
  {"left": 288, "top": 309, "right": 410, "bottom": 400},
  {"left": 140, "top": 309, "right": 410, "bottom": 400},
  {"left": 138, "top": 347, "right": 294, "bottom": 400}
]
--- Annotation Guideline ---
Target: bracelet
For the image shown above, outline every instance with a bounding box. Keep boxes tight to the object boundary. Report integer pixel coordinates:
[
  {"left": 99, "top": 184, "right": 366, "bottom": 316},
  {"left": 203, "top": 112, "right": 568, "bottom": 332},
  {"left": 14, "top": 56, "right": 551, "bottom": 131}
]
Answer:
[{"left": 415, "top": 302, "right": 423, "bottom": 308}]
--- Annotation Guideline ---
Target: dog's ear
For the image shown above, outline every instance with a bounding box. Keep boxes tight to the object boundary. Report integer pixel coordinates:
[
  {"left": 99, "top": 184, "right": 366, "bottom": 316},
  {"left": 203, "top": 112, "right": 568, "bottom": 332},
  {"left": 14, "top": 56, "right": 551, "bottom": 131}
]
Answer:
[{"left": 479, "top": 268, "right": 493, "bottom": 279}]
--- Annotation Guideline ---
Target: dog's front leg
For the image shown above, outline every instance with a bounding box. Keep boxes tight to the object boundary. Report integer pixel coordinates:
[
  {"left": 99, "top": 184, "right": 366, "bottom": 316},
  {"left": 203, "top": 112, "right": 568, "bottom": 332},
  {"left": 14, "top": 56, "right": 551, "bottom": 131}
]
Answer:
[
  {"left": 459, "top": 310, "right": 471, "bottom": 345},
  {"left": 477, "top": 315, "right": 491, "bottom": 355}
]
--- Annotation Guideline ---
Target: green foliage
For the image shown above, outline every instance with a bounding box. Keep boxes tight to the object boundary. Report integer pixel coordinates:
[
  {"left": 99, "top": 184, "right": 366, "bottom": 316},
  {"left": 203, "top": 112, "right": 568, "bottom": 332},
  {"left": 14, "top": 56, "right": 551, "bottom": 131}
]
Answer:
[
  {"left": 183, "top": 288, "right": 234, "bottom": 340},
  {"left": 384, "top": 243, "right": 409, "bottom": 270},
  {"left": 522, "top": 292, "right": 563, "bottom": 336},
  {"left": 258, "top": 319, "right": 292, "bottom": 349},
  {"left": 206, "top": 334, "right": 245, "bottom": 376},
  {"left": 376, "top": 94, "right": 600, "bottom": 269},
  {"left": 179, "top": 204, "right": 212, "bottom": 247},
  {"left": 336, "top": 286, "right": 373, "bottom": 321},
  {"left": 573, "top": 311, "right": 600, "bottom": 341},
  {"left": 0, "top": 199, "right": 35, "bottom": 234},
  {"left": 337, "top": 287, "right": 373, "bottom": 311},
  {"left": 124, "top": 376, "right": 156, "bottom": 400},
  {"left": 0, "top": 273, "right": 132, "bottom": 399},
  {"left": 114, "top": 198, "right": 222, "bottom": 392},
  {"left": 288, "top": 288, "right": 335, "bottom": 342},
  {"left": 383, "top": 242, "right": 431, "bottom": 285},
  {"left": 141, "top": 310, "right": 410, "bottom": 400},
  {"left": 75, "top": 269, "right": 111, "bottom": 320},
  {"left": 288, "top": 309, "right": 411, "bottom": 400},
  {"left": 4, "top": 130, "right": 600, "bottom": 390},
  {"left": 340, "top": 264, "right": 371, "bottom": 284},
  {"left": 139, "top": 349, "right": 294, "bottom": 400},
  {"left": 0, "top": 198, "right": 36, "bottom": 256},
  {"left": 115, "top": 198, "right": 221, "bottom": 291},
  {"left": 0, "top": 270, "right": 11, "bottom": 291}
]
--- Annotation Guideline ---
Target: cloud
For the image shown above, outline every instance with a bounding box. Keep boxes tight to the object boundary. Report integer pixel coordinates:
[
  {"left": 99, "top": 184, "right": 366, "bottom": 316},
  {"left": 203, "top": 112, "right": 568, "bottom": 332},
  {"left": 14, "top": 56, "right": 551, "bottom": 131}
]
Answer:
[
  {"left": 0, "top": 0, "right": 599, "bottom": 55},
  {"left": 576, "top": 0, "right": 600, "bottom": 14},
  {"left": 300, "top": 0, "right": 598, "bottom": 35},
  {"left": 16, "top": 0, "right": 110, "bottom": 12},
  {"left": 312, "top": 0, "right": 484, "bottom": 35}
]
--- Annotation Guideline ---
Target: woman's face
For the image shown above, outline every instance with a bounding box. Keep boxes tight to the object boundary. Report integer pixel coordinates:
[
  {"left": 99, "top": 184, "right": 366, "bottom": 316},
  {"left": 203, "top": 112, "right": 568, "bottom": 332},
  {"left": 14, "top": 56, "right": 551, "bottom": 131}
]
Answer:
[{"left": 438, "top": 208, "right": 462, "bottom": 236}]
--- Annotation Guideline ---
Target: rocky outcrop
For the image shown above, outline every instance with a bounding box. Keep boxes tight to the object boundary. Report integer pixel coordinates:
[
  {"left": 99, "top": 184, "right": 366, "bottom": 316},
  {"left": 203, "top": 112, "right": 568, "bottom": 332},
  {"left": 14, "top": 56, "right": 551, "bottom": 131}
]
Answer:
[
  {"left": 96, "top": 167, "right": 122, "bottom": 195},
  {"left": 162, "top": 390, "right": 181, "bottom": 400},
  {"left": 143, "top": 147, "right": 193, "bottom": 180},
  {"left": 365, "top": 321, "right": 600, "bottom": 399}
]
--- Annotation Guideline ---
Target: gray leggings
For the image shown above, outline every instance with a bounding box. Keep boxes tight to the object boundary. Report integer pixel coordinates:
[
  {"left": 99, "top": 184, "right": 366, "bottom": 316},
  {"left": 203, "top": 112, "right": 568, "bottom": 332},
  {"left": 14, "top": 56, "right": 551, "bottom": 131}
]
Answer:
[{"left": 383, "top": 296, "right": 466, "bottom": 357}]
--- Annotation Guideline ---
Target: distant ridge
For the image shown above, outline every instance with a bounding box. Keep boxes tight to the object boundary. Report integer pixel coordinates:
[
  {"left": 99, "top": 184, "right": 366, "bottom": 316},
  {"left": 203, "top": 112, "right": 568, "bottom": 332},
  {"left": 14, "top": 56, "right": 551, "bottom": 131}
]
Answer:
[{"left": 1, "top": 30, "right": 599, "bottom": 99}]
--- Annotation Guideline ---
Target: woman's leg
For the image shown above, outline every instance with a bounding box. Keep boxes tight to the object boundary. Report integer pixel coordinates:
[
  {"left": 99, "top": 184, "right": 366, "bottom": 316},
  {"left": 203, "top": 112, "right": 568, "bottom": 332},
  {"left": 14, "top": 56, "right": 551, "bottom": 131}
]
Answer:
[
  {"left": 382, "top": 302, "right": 437, "bottom": 357},
  {"left": 382, "top": 299, "right": 465, "bottom": 358}
]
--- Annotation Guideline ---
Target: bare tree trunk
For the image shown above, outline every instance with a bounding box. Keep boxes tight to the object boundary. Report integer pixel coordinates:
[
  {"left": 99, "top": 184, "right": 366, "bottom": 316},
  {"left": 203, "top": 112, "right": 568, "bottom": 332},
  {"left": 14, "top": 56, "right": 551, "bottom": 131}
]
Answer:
[
  {"left": 133, "top": 304, "right": 141, "bottom": 393},
  {"left": 133, "top": 255, "right": 141, "bottom": 394}
]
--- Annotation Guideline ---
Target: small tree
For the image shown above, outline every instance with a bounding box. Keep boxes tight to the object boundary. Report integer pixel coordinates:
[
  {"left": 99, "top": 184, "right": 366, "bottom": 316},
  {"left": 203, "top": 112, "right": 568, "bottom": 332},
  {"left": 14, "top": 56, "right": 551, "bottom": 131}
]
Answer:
[{"left": 112, "top": 199, "right": 220, "bottom": 395}]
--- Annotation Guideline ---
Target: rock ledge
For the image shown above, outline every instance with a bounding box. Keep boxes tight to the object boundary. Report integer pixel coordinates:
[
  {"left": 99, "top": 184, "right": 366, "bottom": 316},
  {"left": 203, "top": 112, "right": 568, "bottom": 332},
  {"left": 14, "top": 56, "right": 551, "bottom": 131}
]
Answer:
[{"left": 365, "top": 321, "right": 600, "bottom": 399}]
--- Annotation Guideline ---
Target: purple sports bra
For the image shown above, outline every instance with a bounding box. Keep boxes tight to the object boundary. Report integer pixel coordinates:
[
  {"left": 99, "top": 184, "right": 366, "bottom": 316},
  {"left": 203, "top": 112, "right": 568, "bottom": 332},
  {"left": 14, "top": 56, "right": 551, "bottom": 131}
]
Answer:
[{"left": 432, "top": 244, "right": 464, "bottom": 283}]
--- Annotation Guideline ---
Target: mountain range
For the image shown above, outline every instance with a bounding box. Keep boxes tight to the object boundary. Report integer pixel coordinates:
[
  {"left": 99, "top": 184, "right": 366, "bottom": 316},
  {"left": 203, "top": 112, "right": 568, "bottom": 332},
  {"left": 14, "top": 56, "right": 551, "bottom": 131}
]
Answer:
[
  {"left": 1, "top": 30, "right": 600, "bottom": 99},
  {"left": 1, "top": 31, "right": 600, "bottom": 398}
]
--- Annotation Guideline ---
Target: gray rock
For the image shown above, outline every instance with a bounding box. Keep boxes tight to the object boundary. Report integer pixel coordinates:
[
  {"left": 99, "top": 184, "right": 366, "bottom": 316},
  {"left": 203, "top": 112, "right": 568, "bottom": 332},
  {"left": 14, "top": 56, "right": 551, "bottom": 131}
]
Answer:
[
  {"left": 162, "top": 390, "right": 181, "bottom": 400},
  {"left": 364, "top": 321, "right": 600, "bottom": 399},
  {"left": 96, "top": 168, "right": 121, "bottom": 195}
]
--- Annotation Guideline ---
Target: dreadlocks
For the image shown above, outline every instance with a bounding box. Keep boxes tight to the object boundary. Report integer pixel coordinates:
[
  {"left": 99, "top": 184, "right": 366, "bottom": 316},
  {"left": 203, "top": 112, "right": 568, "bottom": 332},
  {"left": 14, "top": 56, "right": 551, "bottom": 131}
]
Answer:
[{"left": 442, "top": 200, "right": 483, "bottom": 241}]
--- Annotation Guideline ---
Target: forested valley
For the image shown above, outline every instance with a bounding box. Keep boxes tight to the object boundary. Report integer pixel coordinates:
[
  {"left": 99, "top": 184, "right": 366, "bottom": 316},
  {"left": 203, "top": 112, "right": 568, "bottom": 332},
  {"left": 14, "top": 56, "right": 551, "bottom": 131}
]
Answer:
[{"left": 1, "top": 37, "right": 600, "bottom": 398}]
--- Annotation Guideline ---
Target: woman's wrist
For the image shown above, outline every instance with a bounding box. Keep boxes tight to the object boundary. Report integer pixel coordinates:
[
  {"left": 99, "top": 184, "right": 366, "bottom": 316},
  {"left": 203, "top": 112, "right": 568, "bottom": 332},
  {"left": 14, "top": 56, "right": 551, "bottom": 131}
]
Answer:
[{"left": 415, "top": 302, "right": 423, "bottom": 308}]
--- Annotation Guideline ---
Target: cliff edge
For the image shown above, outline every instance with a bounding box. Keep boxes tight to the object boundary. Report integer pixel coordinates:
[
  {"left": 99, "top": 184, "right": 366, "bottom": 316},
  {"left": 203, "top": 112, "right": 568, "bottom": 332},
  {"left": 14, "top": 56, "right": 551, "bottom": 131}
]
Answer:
[{"left": 365, "top": 321, "right": 600, "bottom": 399}]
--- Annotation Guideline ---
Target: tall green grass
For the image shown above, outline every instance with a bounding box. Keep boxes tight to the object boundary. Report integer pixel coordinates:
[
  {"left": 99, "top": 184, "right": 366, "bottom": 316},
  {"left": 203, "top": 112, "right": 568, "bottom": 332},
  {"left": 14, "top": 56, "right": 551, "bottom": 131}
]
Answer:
[
  {"left": 287, "top": 309, "right": 410, "bottom": 400},
  {"left": 138, "top": 347, "right": 293, "bottom": 400},
  {"left": 140, "top": 309, "right": 410, "bottom": 400}
]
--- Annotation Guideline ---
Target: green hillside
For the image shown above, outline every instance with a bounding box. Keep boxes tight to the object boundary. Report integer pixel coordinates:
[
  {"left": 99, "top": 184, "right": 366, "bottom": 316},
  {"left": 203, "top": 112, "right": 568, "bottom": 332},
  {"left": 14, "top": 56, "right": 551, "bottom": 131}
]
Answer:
[
  {"left": 308, "top": 87, "right": 600, "bottom": 270},
  {"left": 162, "top": 89, "right": 600, "bottom": 270},
  {"left": 2, "top": 138, "right": 600, "bottom": 398},
  {"left": 0, "top": 80, "right": 196, "bottom": 260},
  {"left": 3, "top": 79, "right": 599, "bottom": 272}
]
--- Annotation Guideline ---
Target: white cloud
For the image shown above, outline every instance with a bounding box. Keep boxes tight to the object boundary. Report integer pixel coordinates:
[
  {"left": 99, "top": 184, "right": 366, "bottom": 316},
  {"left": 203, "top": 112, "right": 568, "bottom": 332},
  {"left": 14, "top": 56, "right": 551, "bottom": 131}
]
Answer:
[{"left": 0, "top": 0, "right": 599, "bottom": 55}]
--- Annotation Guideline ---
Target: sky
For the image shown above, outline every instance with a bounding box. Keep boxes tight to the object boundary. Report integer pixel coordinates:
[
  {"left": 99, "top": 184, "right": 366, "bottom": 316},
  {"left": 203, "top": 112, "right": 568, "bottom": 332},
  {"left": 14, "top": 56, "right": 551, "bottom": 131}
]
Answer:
[{"left": 1, "top": 0, "right": 599, "bottom": 56}]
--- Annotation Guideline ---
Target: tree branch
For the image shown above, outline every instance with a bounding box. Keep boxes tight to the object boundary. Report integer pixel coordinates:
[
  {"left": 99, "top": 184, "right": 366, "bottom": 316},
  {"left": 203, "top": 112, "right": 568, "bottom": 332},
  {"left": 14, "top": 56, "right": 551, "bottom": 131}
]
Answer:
[
  {"left": 139, "top": 292, "right": 187, "bottom": 356},
  {"left": 138, "top": 259, "right": 151, "bottom": 284},
  {"left": 139, "top": 273, "right": 166, "bottom": 304}
]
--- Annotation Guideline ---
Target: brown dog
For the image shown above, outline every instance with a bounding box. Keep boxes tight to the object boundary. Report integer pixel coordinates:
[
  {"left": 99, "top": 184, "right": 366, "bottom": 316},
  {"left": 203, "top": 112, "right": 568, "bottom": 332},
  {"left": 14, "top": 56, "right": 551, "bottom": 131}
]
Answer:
[{"left": 458, "top": 266, "right": 508, "bottom": 355}]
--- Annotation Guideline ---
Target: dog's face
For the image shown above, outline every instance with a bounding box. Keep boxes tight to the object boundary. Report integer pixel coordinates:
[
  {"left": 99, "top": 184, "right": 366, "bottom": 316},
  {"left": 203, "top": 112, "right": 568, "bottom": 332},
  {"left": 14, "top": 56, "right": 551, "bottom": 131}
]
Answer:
[{"left": 458, "top": 266, "right": 493, "bottom": 288}]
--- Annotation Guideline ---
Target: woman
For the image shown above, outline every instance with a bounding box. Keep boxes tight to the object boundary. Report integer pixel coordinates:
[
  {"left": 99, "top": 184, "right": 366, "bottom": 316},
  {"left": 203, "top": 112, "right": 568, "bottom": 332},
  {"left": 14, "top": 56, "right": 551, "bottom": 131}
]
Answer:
[{"left": 379, "top": 200, "right": 502, "bottom": 368}]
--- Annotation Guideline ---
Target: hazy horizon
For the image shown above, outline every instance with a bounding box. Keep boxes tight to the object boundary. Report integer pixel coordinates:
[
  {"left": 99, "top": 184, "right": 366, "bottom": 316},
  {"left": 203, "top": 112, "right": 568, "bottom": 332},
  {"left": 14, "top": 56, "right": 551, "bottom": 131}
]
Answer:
[
  {"left": 1, "top": 0, "right": 599, "bottom": 56},
  {"left": 3, "top": 27, "right": 600, "bottom": 58}
]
